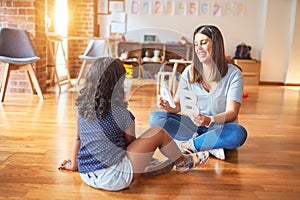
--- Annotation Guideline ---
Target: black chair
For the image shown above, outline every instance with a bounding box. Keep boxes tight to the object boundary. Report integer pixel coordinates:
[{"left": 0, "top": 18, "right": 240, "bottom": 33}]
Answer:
[
  {"left": 76, "top": 39, "right": 110, "bottom": 86},
  {"left": 0, "top": 27, "right": 44, "bottom": 102}
]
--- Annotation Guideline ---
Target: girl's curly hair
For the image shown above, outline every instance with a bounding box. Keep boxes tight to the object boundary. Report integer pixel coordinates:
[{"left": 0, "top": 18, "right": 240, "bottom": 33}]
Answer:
[{"left": 75, "top": 57, "right": 127, "bottom": 120}]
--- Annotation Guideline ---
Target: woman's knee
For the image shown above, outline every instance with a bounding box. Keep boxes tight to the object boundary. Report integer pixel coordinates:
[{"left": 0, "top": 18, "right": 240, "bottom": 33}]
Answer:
[
  {"left": 224, "top": 123, "right": 248, "bottom": 148},
  {"left": 237, "top": 125, "right": 248, "bottom": 146},
  {"left": 149, "top": 111, "right": 168, "bottom": 127},
  {"left": 232, "top": 123, "right": 248, "bottom": 147}
]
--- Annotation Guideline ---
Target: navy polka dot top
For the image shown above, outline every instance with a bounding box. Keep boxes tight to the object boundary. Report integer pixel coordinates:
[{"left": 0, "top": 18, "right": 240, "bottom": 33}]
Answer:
[{"left": 77, "top": 106, "right": 135, "bottom": 173}]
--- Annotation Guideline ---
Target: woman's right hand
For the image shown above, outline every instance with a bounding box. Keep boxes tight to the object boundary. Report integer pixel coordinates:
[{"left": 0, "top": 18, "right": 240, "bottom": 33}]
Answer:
[
  {"left": 58, "top": 159, "right": 78, "bottom": 171},
  {"left": 158, "top": 96, "right": 180, "bottom": 113},
  {"left": 158, "top": 96, "right": 172, "bottom": 111}
]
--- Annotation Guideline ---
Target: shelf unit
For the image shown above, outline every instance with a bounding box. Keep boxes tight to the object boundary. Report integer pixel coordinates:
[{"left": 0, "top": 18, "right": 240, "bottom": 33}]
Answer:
[
  {"left": 117, "top": 41, "right": 192, "bottom": 79},
  {"left": 233, "top": 59, "right": 261, "bottom": 85}
]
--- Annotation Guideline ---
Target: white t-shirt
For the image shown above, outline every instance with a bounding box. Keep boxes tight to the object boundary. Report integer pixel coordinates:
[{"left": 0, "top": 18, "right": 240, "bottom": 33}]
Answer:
[{"left": 175, "top": 64, "right": 243, "bottom": 117}]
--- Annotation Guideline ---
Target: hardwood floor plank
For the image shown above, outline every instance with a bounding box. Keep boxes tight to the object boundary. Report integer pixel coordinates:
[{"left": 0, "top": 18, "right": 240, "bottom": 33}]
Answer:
[{"left": 0, "top": 83, "right": 299, "bottom": 199}]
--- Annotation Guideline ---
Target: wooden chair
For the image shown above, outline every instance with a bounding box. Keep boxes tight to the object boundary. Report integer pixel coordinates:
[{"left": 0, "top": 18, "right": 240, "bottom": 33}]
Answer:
[
  {"left": 76, "top": 39, "right": 110, "bottom": 86},
  {"left": 0, "top": 27, "right": 44, "bottom": 102}
]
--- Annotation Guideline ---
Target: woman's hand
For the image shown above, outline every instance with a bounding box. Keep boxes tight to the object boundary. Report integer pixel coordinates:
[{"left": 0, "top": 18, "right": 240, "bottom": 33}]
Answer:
[
  {"left": 58, "top": 159, "right": 78, "bottom": 171},
  {"left": 157, "top": 96, "right": 181, "bottom": 113},
  {"left": 189, "top": 113, "right": 210, "bottom": 127},
  {"left": 158, "top": 96, "right": 174, "bottom": 112}
]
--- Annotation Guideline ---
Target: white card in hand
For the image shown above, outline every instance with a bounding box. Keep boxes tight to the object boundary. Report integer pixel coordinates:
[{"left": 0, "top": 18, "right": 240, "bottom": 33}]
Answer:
[
  {"left": 160, "top": 82, "right": 176, "bottom": 108},
  {"left": 179, "top": 89, "right": 199, "bottom": 115}
]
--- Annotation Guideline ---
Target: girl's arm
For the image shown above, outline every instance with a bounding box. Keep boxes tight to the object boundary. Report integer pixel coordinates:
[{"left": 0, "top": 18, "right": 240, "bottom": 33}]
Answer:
[
  {"left": 58, "top": 115, "right": 80, "bottom": 171},
  {"left": 124, "top": 122, "right": 136, "bottom": 146}
]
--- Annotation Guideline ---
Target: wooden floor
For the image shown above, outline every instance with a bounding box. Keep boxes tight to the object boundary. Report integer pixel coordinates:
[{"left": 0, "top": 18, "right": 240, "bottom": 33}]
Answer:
[{"left": 0, "top": 81, "right": 300, "bottom": 199}]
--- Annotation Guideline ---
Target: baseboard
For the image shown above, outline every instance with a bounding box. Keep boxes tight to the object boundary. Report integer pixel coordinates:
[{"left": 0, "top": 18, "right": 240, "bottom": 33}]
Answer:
[
  {"left": 284, "top": 83, "right": 300, "bottom": 86},
  {"left": 259, "top": 81, "right": 284, "bottom": 86},
  {"left": 259, "top": 81, "right": 300, "bottom": 86}
]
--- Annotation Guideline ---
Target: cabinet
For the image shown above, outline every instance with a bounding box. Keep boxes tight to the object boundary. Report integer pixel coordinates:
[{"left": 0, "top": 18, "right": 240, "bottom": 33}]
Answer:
[{"left": 233, "top": 59, "right": 261, "bottom": 85}]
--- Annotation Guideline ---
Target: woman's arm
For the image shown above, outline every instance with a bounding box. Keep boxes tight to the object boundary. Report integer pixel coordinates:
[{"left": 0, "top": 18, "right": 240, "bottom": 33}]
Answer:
[
  {"left": 214, "top": 100, "right": 241, "bottom": 124},
  {"left": 58, "top": 115, "right": 80, "bottom": 171}
]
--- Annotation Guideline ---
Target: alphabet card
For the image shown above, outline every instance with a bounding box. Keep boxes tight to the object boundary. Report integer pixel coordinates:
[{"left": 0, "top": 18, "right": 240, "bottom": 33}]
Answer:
[
  {"left": 160, "top": 82, "right": 176, "bottom": 108},
  {"left": 178, "top": 89, "right": 199, "bottom": 115}
]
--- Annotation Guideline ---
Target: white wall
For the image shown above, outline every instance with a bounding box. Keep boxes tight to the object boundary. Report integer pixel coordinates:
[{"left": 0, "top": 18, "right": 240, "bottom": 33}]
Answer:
[
  {"left": 285, "top": 0, "right": 300, "bottom": 84},
  {"left": 125, "top": 0, "right": 265, "bottom": 60},
  {"left": 100, "top": 0, "right": 299, "bottom": 84},
  {"left": 260, "top": 0, "right": 297, "bottom": 83}
]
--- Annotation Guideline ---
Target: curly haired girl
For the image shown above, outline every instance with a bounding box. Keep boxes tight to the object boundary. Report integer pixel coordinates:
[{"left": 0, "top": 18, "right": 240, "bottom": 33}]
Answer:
[{"left": 59, "top": 57, "right": 208, "bottom": 191}]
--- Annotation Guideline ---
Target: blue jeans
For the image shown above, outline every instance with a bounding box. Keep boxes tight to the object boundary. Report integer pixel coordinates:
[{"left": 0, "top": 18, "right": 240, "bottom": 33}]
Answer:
[{"left": 149, "top": 111, "right": 247, "bottom": 151}]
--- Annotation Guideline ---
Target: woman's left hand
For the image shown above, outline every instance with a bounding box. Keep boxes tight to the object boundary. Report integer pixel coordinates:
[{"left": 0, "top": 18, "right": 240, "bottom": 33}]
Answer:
[{"left": 189, "top": 113, "right": 210, "bottom": 127}]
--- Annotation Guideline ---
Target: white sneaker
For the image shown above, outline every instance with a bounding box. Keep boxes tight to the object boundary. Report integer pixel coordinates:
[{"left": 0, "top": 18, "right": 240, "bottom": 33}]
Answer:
[
  {"left": 209, "top": 148, "right": 225, "bottom": 160},
  {"left": 174, "top": 139, "right": 197, "bottom": 153}
]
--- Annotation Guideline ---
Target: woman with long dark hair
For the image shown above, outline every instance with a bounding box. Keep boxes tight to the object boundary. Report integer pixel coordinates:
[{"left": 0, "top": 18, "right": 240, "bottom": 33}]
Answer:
[{"left": 149, "top": 25, "right": 248, "bottom": 160}]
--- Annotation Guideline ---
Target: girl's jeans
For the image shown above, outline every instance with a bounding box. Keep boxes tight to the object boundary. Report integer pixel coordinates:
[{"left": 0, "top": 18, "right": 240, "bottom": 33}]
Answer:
[{"left": 149, "top": 111, "right": 247, "bottom": 151}]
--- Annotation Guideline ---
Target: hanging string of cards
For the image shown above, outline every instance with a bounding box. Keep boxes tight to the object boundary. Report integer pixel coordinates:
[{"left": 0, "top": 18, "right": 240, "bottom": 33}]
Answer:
[{"left": 129, "top": 0, "right": 247, "bottom": 16}]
